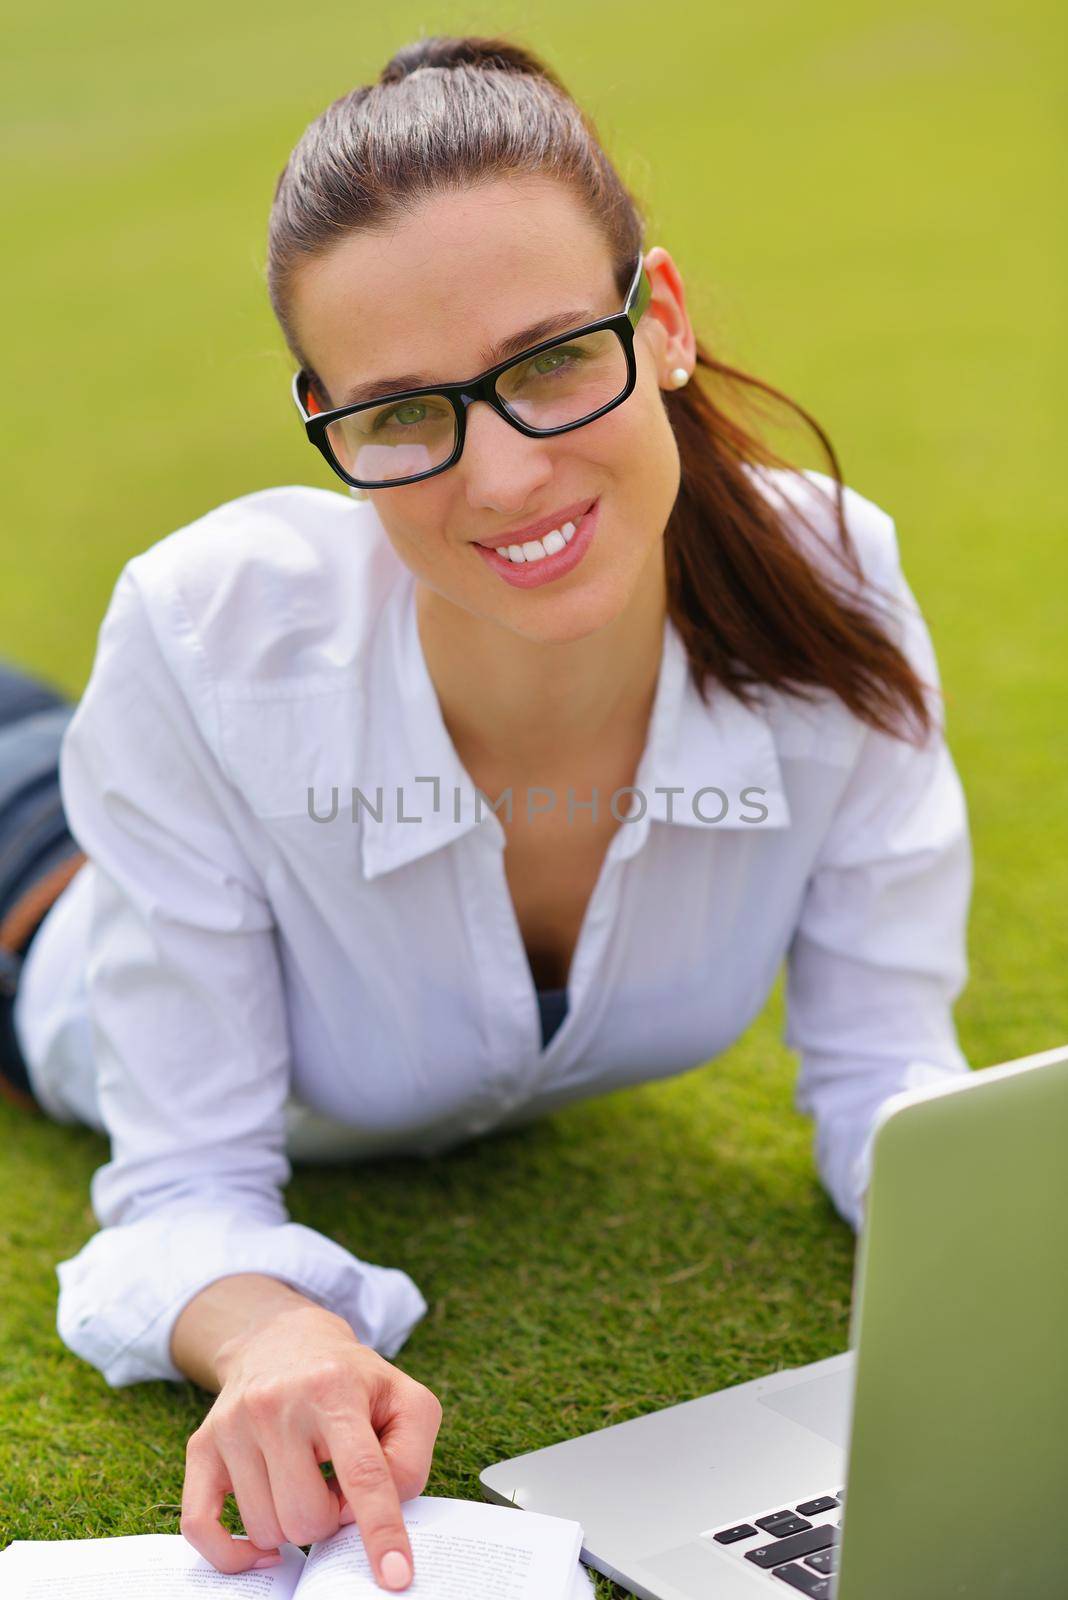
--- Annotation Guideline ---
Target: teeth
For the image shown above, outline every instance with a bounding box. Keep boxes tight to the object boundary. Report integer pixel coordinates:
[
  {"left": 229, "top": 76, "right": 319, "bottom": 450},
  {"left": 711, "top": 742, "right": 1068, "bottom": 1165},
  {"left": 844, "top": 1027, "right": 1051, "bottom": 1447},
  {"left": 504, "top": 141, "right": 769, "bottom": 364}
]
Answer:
[{"left": 499, "top": 519, "right": 578, "bottom": 564}]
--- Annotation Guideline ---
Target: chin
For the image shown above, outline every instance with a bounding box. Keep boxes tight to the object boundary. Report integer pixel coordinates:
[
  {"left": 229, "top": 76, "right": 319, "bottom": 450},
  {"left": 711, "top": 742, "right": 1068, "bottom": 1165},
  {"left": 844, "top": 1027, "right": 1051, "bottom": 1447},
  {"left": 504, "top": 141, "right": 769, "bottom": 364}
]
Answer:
[{"left": 505, "top": 574, "right": 634, "bottom": 644}]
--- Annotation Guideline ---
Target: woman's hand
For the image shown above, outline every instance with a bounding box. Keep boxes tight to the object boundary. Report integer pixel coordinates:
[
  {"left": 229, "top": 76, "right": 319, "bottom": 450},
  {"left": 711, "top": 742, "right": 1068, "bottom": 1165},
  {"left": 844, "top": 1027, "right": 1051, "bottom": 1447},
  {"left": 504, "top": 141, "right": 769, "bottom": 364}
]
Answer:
[{"left": 179, "top": 1301, "right": 443, "bottom": 1591}]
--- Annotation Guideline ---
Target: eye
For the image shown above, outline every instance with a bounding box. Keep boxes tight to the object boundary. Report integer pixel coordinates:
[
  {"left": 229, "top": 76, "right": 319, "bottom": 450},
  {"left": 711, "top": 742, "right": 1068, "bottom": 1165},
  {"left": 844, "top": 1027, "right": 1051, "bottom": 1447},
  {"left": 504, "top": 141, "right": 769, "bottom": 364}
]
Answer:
[
  {"left": 376, "top": 401, "right": 430, "bottom": 428},
  {"left": 531, "top": 347, "right": 581, "bottom": 376}
]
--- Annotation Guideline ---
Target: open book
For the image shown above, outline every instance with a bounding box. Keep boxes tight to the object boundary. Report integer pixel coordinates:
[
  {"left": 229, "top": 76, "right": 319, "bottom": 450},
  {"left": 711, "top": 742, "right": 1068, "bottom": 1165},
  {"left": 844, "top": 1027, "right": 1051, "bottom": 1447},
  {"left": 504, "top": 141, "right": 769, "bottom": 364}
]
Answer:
[{"left": 0, "top": 1495, "right": 596, "bottom": 1599}]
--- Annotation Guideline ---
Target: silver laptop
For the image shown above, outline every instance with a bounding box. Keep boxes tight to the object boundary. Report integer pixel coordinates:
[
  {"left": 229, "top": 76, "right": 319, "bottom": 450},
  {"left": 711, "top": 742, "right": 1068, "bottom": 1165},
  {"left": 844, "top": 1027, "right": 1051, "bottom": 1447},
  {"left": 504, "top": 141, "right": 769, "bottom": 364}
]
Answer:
[{"left": 481, "top": 1043, "right": 1068, "bottom": 1598}]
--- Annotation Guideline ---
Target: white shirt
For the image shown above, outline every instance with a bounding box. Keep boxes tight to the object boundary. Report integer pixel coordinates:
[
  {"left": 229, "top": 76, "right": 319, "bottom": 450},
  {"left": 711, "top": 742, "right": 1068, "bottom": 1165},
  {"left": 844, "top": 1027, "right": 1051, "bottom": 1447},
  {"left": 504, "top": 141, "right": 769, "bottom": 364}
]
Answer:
[{"left": 15, "top": 467, "right": 973, "bottom": 1388}]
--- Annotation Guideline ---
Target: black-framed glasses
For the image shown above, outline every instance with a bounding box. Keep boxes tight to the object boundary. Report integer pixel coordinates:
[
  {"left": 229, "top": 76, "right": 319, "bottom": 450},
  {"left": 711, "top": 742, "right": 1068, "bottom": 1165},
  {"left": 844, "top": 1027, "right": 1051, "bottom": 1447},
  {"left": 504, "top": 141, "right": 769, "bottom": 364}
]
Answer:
[{"left": 291, "top": 252, "right": 652, "bottom": 491}]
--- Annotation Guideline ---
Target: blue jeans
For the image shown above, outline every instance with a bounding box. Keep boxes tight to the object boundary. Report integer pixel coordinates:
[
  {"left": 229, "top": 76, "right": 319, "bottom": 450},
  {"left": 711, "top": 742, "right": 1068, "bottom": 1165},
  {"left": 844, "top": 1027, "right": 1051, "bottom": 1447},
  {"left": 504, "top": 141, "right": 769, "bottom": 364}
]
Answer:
[{"left": 0, "top": 660, "right": 83, "bottom": 1097}]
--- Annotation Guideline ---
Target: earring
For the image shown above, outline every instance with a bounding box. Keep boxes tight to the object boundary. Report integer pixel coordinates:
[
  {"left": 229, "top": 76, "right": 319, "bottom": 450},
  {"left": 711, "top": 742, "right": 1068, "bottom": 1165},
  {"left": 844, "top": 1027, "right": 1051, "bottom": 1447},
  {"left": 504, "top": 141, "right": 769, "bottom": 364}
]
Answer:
[
  {"left": 348, "top": 487, "right": 370, "bottom": 501},
  {"left": 669, "top": 367, "right": 689, "bottom": 388}
]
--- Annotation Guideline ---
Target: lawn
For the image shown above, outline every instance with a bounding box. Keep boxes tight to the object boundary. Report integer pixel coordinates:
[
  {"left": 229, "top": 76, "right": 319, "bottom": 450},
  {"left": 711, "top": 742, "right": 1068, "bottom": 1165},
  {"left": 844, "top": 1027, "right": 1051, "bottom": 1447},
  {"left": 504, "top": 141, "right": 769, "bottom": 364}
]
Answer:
[{"left": 1, "top": 2, "right": 1063, "bottom": 1595}]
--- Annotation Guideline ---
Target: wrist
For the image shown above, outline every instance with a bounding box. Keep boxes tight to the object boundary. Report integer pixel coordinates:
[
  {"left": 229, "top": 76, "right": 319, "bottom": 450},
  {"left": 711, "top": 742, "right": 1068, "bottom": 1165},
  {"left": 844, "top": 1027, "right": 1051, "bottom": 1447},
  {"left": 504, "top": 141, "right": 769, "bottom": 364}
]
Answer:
[
  {"left": 171, "top": 1274, "right": 349, "bottom": 1392},
  {"left": 214, "top": 1298, "right": 355, "bottom": 1388}
]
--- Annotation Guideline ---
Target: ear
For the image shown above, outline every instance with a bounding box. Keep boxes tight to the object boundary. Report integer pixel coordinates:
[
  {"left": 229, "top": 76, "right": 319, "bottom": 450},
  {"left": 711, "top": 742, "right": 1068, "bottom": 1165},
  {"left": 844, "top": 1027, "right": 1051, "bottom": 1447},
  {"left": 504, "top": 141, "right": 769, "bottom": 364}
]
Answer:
[{"left": 640, "top": 247, "right": 697, "bottom": 385}]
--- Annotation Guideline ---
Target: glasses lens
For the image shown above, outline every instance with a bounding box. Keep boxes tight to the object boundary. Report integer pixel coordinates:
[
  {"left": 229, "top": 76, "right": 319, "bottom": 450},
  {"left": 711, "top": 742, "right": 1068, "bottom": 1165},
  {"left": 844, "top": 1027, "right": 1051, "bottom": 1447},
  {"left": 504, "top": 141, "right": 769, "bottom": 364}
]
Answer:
[
  {"left": 495, "top": 329, "right": 628, "bottom": 430},
  {"left": 325, "top": 394, "right": 457, "bottom": 486}
]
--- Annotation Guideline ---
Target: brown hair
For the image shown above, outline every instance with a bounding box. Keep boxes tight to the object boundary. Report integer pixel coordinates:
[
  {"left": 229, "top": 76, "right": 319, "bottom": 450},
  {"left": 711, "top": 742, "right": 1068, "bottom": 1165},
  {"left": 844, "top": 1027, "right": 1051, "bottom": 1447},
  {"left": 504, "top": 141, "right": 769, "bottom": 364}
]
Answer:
[{"left": 267, "top": 33, "right": 935, "bottom": 745}]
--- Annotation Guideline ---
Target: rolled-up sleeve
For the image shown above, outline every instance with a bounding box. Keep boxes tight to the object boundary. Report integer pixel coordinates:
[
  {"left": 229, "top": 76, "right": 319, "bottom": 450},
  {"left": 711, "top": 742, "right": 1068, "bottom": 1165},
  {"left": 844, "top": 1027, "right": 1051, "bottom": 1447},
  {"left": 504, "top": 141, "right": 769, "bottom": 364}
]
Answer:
[
  {"left": 54, "top": 561, "right": 427, "bottom": 1387},
  {"left": 784, "top": 526, "right": 973, "bottom": 1233}
]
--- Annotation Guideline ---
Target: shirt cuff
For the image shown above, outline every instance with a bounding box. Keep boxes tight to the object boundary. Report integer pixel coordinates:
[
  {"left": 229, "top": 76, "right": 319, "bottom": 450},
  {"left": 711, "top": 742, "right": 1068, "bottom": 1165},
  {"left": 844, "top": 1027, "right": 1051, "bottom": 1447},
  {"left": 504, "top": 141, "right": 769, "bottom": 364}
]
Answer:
[
  {"left": 828, "top": 1057, "right": 972, "bottom": 1233},
  {"left": 55, "top": 1207, "right": 429, "bottom": 1387}
]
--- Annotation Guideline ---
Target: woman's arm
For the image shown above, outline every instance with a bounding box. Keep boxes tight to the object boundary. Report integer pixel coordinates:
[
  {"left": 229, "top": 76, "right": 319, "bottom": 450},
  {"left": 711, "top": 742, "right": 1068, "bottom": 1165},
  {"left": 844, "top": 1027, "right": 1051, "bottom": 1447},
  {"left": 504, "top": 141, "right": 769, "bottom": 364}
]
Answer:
[
  {"left": 54, "top": 557, "right": 426, "bottom": 1386},
  {"left": 51, "top": 557, "right": 435, "bottom": 1587},
  {"left": 783, "top": 514, "right": 972, "bottom": 1229}
]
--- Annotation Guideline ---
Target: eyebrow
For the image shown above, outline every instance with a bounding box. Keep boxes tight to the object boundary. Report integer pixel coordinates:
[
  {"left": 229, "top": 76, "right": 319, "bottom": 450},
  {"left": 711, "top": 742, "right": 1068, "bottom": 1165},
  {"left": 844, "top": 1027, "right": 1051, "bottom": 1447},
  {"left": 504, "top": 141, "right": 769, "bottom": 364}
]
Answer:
[{"left": 337, "top": 308, "right": 595, "bottom": 407}]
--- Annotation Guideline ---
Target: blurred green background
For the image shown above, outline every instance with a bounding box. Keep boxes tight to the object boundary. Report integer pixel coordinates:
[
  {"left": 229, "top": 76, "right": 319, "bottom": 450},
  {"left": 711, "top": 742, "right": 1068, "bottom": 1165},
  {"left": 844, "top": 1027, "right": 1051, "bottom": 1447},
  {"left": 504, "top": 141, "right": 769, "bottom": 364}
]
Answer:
[{"left": 1, "top": 2, "right": 1063, "bottom": 1591}]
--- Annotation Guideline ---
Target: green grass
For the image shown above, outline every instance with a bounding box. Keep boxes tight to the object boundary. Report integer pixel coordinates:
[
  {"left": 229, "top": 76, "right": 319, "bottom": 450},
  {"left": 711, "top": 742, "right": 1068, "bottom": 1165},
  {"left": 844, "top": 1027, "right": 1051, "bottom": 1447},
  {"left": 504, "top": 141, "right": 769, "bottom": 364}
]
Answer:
[{"left": 1, "top": 2, "right": 1064, "bottom": 1594}]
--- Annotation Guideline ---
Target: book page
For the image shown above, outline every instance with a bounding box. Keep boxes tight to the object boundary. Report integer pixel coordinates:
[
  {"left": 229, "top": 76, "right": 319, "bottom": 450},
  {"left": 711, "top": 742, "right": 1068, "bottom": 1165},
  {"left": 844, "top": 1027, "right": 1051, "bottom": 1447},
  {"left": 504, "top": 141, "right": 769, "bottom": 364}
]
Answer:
[
  {"left": 569, "top": 1558, "right": 597, "bottom": 1595},
  {"left": 0, "top": 1534, "right": 305, "bottom": 1600},
  {"left": 293, "top": 1496, "right": 583, "bottom": 1600}
]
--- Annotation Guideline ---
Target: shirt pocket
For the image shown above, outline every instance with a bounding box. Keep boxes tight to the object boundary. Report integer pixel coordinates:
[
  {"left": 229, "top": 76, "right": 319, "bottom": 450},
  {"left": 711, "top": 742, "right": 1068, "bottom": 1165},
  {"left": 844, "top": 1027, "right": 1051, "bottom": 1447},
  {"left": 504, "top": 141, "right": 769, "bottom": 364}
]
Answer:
[{"left": 215, "top": 682, "right": 365, "bottom": 821}]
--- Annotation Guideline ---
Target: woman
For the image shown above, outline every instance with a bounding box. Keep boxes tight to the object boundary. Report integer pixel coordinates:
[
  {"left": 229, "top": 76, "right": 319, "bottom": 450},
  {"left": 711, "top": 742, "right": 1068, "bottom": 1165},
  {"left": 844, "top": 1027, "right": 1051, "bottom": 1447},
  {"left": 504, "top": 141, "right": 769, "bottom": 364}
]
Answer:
[{"left": 0, "top": 32, "right": 972, "bottom": 1596}]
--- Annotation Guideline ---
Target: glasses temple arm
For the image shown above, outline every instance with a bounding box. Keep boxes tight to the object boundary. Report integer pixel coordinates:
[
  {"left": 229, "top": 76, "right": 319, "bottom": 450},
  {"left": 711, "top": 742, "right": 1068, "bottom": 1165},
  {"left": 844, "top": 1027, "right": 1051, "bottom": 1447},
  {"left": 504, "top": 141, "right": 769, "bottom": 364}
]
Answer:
[{"left": 627, "top": 250, "right": 651, "bottom": 328}]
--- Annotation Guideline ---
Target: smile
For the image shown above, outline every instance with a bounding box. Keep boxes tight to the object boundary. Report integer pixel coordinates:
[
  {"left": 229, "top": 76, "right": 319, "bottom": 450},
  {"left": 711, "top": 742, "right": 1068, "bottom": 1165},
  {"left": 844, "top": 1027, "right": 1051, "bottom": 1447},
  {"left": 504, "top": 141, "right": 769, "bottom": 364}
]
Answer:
[
  {"left": 491, "top": 520, "right": 579, "bottom": 564},
  {"left": 472, "top": 500, "right": 601, "bottom": 590}
]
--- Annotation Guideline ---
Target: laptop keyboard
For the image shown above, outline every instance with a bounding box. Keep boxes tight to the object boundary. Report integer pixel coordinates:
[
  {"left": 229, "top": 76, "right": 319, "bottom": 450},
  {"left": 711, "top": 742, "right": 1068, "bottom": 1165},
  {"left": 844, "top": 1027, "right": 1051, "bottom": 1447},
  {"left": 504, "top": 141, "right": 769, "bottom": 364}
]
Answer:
[{"left": 701, "top": 1487, "right": 845, "bottom": 1596}]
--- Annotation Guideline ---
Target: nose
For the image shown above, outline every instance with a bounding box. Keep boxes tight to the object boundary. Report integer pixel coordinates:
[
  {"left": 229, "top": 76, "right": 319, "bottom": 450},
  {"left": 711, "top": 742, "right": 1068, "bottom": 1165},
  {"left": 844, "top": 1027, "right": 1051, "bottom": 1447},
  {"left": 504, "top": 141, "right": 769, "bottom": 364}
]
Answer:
[{"left": 459, "top": 398, "right": 555, "bottom": 510}]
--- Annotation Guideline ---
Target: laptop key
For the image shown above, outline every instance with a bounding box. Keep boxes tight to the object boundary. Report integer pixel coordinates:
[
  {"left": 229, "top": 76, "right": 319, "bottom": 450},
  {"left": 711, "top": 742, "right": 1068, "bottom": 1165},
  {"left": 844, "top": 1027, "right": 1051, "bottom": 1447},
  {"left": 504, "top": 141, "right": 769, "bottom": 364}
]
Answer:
[
  {"left": 745, "top": 1523, "right": 839, "bottom": 1569},
  {"left": 804, "top": 1548, "right": 837, "bottom": 1574},
  {"left": 795, "top": 1495, "right": 838, "bottom": 1517},
  {"left": 755, "top": 1513, "right": 813, "bottom": 1538},
  {"left": 755, "top": 1510, "right": 792, "bottom": 1529},
  {"left": 771, "top": 1563, "right": 831, "bottom": 1596},
  {"left": 712, "top": 1523, "right": 759, "bottom": 1544}
]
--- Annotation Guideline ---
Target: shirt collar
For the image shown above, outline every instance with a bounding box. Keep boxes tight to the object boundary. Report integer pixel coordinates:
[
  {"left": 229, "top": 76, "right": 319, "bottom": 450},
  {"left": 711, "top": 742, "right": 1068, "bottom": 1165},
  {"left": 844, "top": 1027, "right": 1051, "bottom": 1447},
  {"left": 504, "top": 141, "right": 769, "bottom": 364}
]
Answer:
[{"left": 359, "top": 559, "right": 791, "bottom": 882}]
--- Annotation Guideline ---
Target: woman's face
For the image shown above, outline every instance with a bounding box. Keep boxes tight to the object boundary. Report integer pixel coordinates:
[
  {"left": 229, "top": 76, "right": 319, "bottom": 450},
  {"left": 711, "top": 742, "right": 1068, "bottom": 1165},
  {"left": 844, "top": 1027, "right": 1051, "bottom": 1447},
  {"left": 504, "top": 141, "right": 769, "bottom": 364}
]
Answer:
[{"left": 287, "top": 176, "right": 695, "bottom": 647}]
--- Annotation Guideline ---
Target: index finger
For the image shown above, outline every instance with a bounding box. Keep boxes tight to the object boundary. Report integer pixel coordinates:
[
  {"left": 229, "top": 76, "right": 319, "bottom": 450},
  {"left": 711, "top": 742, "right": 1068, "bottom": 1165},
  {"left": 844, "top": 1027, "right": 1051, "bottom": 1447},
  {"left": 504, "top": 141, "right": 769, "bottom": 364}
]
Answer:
[{"left": 322, "top": 1425, "right": 414, "bottom": 1592}]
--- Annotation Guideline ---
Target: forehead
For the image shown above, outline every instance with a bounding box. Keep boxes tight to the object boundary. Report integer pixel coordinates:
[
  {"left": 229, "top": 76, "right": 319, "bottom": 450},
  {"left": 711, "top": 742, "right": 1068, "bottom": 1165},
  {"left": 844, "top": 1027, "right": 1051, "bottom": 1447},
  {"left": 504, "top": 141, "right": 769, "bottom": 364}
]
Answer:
[{"left": 289, "top": 177, "right": 618, "bottom": 399}]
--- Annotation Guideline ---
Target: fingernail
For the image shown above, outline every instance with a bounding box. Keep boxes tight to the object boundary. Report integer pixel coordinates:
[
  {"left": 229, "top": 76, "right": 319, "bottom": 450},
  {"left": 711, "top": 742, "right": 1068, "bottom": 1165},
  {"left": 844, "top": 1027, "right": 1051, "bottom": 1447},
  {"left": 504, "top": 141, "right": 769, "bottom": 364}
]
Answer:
[
  {"left": 253, "top": 1554, "right": 283, "bottom": 1569},
  {"left": 380, "top": 1549, "right": 412, "bottom": 1588}
]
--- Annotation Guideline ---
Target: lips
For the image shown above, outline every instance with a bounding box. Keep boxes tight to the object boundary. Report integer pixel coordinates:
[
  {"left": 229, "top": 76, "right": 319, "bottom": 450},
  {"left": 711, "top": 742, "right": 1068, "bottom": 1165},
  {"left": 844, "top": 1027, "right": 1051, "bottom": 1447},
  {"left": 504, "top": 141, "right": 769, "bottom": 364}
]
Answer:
[
  {"left": 472, "top": 497, "right": 600, "bottom": 588},
  {"left": 473, "top": 498, "right": 597, "bottom": 550}
]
